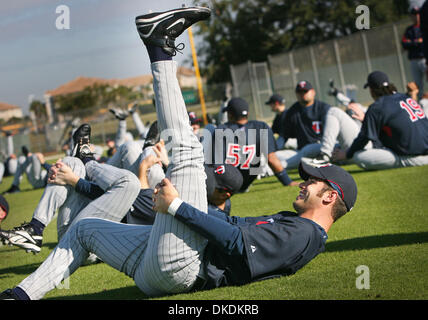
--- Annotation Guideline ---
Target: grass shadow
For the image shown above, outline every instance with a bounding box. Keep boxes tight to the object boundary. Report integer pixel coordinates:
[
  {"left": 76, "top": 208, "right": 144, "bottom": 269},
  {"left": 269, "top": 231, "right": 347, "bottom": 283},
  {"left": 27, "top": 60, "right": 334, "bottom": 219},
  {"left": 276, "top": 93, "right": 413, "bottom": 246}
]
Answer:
[
  {"left": 47, "top": 285, "right": 148, "bottom": 300},
  {"left": 0, "top": 262, "right": 41, "bottom": 278},
  {"left": 326, "top": 232, "right": 428, "bottom": 252}
]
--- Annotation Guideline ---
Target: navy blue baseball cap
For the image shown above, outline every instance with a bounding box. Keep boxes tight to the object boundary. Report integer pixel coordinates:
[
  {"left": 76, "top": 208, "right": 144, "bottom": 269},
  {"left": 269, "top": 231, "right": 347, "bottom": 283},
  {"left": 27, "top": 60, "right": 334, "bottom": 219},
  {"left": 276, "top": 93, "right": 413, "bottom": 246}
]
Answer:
[
  {"left": 223, "top": 97, "right": 249, "bottom": 117},
  {"left": 298, "top": 161, "right": 357, "bottom": 212},
  {"left": 364, "top": 71, "right": 389, "bottom": 89},
  {"left": 265, "top": 94, "right": 285, "bottom": 105},
  {"left": 296, "top": 81, "right": 313, "bottom": 92},
  {"left": 205, "top": 164, "right": 243, "bottom": 195},
  {"left": 0, "top": 195, "right": 9, "bottom": 218}
]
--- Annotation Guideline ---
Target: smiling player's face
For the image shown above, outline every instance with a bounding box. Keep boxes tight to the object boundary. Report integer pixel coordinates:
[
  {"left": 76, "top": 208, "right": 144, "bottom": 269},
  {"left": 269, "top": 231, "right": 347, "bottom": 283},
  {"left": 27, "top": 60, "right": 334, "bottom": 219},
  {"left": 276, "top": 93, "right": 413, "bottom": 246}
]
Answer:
[
  {"left": 293, "top": 177, "right": 328, "bottom": 214},
  {"left": 0, "top": 206, "right": 6, "bottom": 222}
]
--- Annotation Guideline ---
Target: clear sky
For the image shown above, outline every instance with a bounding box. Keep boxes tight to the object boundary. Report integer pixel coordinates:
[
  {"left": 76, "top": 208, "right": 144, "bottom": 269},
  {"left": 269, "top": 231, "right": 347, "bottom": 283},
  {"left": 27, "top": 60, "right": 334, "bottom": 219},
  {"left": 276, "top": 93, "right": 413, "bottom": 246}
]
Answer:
[{"left": 0, "top": 0, "right": 208, "bottom": 115}]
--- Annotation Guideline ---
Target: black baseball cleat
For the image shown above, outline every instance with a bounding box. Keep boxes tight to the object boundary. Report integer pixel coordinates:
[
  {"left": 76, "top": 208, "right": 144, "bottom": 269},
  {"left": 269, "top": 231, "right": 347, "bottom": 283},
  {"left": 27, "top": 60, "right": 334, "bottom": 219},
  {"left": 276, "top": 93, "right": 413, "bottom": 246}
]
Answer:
[
  {"left": 2, "top": 184, "right": 20, "bottom": 195},
  {"left": 72, "top": 123, "right": 94, "bottom": 161},
  {"left": 0, "top": 289, "right": 18, "bottom": 300},
  {"left": 73, "top": 123, "right": 91, "bottom": 146},
  {"left": 109, "top": 107, "right": 129, "bottom": 121},
  {"left": 0, "top": 222, "right": 43, "bottom": 254},
  {"left": 135, "top": 6, "right": 211, "bottom": 56},
  {"left": 143, "top": 121, "right": 160, "bottom": 150}
]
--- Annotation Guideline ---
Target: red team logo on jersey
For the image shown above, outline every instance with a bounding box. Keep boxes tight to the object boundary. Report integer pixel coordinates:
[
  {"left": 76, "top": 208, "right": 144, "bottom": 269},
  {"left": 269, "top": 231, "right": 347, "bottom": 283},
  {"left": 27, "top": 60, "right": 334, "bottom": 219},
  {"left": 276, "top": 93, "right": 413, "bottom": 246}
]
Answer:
[
  {"left": 312, "top": 121, "right": 321, "bottom": 134},
  {"left": 215, "top": 165, "right": 225, "bottom": 175}
]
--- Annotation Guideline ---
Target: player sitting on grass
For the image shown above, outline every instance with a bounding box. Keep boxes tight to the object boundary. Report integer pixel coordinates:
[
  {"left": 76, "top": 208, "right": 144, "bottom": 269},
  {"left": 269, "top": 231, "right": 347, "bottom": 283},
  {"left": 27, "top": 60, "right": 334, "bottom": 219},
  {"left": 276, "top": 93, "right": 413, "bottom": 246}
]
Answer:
[
  {"left": 214, "top": 96, "right": 299, "bottom": 192},
  {"left": 332, "top": 71, "right": 428, "bottom": 170},
  {"left": 0, "top": 6, "right": 357, "bottom": 299},
  {"left": 274, "top": 81, "right": 331, "bottom": 170},
  {"left": 2, "top": 147, "right": 52, "bottom": 195}
]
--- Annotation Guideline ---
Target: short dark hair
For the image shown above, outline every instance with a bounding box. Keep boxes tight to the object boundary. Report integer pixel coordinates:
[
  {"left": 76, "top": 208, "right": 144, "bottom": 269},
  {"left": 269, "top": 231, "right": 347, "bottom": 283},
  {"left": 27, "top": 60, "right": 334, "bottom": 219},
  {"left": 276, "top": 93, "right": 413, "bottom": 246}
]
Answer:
[{"left": 316, "top": 184, "right": 348, "bottom": 222}]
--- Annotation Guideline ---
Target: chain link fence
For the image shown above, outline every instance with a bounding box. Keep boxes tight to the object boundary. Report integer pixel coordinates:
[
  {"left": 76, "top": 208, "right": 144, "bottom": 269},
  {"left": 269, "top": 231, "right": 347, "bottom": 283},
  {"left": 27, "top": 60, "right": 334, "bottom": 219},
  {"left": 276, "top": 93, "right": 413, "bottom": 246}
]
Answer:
[
  {"left": 1, "top": 83, "right": 228, "bottom": 157},
  {"left": 230, "top": 18, "right": 426, "bottom": 123},
  {"left": 2, "top": 19, "right": 425, "bottom": 157}
]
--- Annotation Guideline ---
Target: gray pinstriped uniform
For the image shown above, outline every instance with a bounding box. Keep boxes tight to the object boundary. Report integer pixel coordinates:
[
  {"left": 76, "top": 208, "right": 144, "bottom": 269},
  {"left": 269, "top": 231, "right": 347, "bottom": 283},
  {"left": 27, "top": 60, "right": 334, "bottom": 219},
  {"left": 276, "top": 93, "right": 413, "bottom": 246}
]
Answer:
[
  {"left": 30, "top": 157, "right": 140, "bottom": 240},
  {"left": 12, "top": 154, "right": 47, "bottom": 189},
  {"left": 134, "top": 60, "right": 207, "bottom": 295},
  {"left": 32, "top": 156, "right": 90, "bottom": 240},
  {"left": 107, "top": 142, "right": 165, "bottom": 190},
  {"left": 16, "top": 60, "right": 207, "bottom": 299}
]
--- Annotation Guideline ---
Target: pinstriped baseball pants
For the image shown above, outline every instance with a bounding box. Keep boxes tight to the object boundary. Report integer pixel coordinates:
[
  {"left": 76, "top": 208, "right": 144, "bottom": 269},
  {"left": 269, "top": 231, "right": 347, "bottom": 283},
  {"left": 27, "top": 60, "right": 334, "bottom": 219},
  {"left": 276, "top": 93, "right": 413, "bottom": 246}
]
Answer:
[
  {"left": 107, "top": 141, "right": 165, "bottom": 189},
  {"left": 17, "top": 161, "right": 141, "bottom": 300},
  {"left": 12, "top": 154, "right": 47, "bottom": 189},
  {"left": 16, "top": 60, "right": 207, "bottom": 299},
  {"left": 32, "top": 156, "right": 90, "bottom": 240},
  {"left": 133, "top": 60, "right": 208, "bottom": 295}
]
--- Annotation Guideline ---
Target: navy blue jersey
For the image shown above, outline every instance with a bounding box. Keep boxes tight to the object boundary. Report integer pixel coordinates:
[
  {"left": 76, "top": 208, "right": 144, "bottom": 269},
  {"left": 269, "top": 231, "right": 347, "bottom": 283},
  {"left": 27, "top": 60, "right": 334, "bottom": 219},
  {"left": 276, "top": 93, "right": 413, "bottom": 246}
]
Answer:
[
  {"left": 282, "top": 100, "right": 331, "bottom": 149},
  {"left": 347, "top": 93, "right": 428, "bottom": 158},
  {"left": 402, "top": 24, "right": 425, "bottom": 60},
  {"left": 173, "top": 203, "right": 327, "bottom": 289},
  {"left": 271, "top": 110, "right": 288, "bottom": 136},
  {"left": 421, "top": 1, "right": 428, "bottom": 61},
  {"left": 213, "top": 120, "right": 277, "bottom": 191}
]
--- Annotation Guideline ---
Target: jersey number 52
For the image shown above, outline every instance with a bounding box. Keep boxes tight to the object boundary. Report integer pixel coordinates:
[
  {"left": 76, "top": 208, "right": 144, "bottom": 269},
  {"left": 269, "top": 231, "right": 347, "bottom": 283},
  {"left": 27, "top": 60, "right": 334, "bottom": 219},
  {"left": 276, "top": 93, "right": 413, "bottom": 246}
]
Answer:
[
  {"left": 400, "top": 98, "right": 426, "bottom": 122},
  {"left": 225, "top": 143, "right": 256, "bottom": 169}
]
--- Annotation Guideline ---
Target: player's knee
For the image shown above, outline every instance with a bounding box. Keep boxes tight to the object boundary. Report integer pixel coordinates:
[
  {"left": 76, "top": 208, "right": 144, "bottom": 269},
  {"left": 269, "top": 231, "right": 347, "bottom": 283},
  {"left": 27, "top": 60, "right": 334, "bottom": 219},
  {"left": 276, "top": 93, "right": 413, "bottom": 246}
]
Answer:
[
  {"left": 119, "top": 169, "right": 141, "bottom": 195},
  {"left": 62, "top": 156, "right": 86, "bottom": 178}
]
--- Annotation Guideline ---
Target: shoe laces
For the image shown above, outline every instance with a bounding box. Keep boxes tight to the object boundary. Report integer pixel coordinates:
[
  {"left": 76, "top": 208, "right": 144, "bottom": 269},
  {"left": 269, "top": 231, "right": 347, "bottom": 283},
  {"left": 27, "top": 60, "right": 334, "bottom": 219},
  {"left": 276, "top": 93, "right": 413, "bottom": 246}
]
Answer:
[
  {"left": 172, "top": 42, "right": 185, "bottom": 55},
  {"left": 165, "top": 38, "right": 185, "bottom": 56},
  {"left": 12, "top": 222, "right": 31, "bottom": 232}
]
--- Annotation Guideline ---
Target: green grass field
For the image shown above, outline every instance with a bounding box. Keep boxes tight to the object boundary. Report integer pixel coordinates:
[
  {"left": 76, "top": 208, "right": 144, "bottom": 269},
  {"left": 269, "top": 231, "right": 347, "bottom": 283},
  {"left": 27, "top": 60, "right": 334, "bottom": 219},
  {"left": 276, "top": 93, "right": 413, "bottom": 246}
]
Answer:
[{"left": 1, "top": 164, "right": 427, "bottom": 300}]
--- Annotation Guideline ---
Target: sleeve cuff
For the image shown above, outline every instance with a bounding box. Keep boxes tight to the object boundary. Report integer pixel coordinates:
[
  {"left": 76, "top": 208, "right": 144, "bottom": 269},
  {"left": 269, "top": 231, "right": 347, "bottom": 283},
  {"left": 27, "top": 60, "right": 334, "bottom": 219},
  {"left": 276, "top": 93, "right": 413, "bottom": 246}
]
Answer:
[{"left": 168, "top": 198, "right": 183, "bottom": 216}]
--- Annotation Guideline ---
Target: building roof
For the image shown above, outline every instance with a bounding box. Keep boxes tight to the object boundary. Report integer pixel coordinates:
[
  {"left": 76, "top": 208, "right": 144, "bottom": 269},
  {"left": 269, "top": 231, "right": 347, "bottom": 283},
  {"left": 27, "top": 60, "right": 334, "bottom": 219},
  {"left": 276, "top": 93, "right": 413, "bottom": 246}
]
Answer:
[
  {"left": 45, "top": 67, "right": 197, "bottom": 98},
  {"left": 45, "top": 75, "right": 153, "bottom": 97},
  {"left": 0, "top": 102, "right": 21, "bottom": 111}
]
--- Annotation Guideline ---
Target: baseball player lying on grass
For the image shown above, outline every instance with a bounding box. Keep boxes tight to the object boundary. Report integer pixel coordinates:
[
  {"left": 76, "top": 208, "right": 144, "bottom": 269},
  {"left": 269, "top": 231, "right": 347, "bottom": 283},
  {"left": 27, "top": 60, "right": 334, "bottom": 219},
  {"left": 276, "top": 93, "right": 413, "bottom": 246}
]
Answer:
[
  {"left": 331, "top": 71, "right": 428, "bottom": 170},
  {"left": 0, "top": 6, "right": 357, "bottom": 299},
  {"left": 0, "top": 137, "right": 242, "bottom": 254},
  {"left": 0, "top": 121, "right": 165, "bottom": 253}
]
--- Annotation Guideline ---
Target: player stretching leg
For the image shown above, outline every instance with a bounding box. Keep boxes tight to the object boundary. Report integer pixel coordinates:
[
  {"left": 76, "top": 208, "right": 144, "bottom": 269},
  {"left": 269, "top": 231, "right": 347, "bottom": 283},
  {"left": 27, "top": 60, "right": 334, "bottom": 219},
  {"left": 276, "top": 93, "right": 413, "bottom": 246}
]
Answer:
[
  {"left": 0, "top": 6, "right": 212, "bottom": 299},
  {"left": 0, "top": 6, "right": 359, "bottom": 299},
  {"left": 0, "top": 124, "right": 141, "bottom": 253}
]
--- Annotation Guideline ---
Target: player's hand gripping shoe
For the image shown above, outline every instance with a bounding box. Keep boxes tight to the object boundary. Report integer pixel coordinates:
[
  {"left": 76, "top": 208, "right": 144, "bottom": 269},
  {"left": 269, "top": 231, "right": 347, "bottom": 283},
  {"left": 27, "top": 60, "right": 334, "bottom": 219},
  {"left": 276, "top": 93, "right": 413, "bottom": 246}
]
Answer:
[
  {"left": 0, "top": 222, "right": 42, "bottom": 254},
  {"left": 135, "top": 6, "right": 211, "bottom": 56}
]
